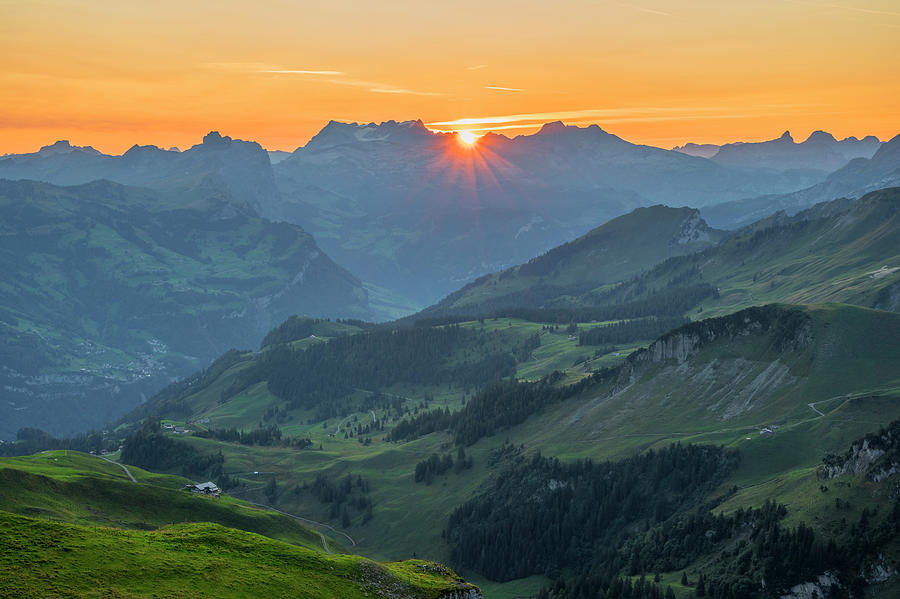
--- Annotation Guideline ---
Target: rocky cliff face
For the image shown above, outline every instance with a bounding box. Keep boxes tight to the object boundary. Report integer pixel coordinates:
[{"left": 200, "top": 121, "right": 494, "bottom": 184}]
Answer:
[
  {"left": 630, "top": 305, "right": 811, "bottom": 367},
  {"left": 602, "top": 305, "right": 812, "bottom": 420},
  {"left": 822, "top": 420, "right": 900, "bottom": 482}
]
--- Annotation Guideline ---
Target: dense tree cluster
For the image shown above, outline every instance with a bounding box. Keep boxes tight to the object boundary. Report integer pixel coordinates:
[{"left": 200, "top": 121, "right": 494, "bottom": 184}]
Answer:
[
  {"left": 296, "top": 472, "right": 374, "bottom": 525},
  {"left": 120, "top": 419, "right": 223, "bottom": 477},
  {"left": 248, "top": 325, "right": 516, "bottom": 411},
  {"left": 449, "top": 430, "right": 900, "bottom": 598},
  {"left": 194, "top": 425, "right": 312, "bottom": 448},
  {"left": 260, "top": 316, "right": 329, "bottom": 348},
  {"left": 258, "top": 316, "right": 373, "bottom": 348},
  {"left": 388, "top": 372, "right": 599, "bottom": 446},
  {"left": 414, "top": 448, "right": 473, "bottom": 484},
  {"left": 0, "top": 427, "right": 115, "bottom": 457},
  {"left": 578, "top": 316, "right": 688, "bottom": 346},
  {"left": 444, "top": 443, "right": 739, "bottom": 582},
  {"left": 419, "top": 282, "right": 716, "bottom": 324},
  {"left": 537, "top": 574, "right": 677, "bottom": 599}
]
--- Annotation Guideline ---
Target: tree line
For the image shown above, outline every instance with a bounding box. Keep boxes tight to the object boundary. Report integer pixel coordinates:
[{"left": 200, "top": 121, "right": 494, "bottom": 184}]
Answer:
[{"left": 578, "top": 316, "right": 688, "bottom": 346}]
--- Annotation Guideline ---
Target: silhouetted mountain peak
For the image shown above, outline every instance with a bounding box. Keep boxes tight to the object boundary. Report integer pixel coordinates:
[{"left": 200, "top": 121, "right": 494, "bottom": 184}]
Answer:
[
  {"left": 537, "top": 121, "right": 567, "bottom": 135},
  {"left": 779, "top": 131, "right": 794, "bottom": 142},
  {"left": 37, "top": 140, "right": 102, "bottom": 156},
  {"left": 303, "top": 119, "right": 436, "bottom": 150},
  {"left": 202, "top": 131, "right": 232, "bottom": 146},
  {"left": 123, "top": 144, "right": 162, "bottom": 156},
  {"left": 804, "top": 130, "right": 837, "bottom": 144}
]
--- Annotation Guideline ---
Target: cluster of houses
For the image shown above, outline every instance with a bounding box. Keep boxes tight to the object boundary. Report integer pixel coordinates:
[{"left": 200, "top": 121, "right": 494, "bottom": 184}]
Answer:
[
  {"left": 183, "top": 481, "right": 221, "bottom": 498},
  {"left": 161, "top": 423, "right": 190, "bottom": 434},
  {"left": 161, "top": 418, "right": 210, "bottom": 435},
  {"left": 760, "top": 424, "right": 780, "bottom": 436}
]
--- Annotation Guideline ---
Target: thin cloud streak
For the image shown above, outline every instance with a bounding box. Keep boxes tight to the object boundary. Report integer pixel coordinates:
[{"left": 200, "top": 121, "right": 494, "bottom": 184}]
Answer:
[
  {"left": 466, "top": 64, "right": 489, "bottom": 70},
  {"left": 485, "top": 86, "right": 523, "bottom": 92},
  {"left": 259, "top": 69, "right": 345, "bottom": 75},
  {"left": 620, "top": 3, "right": 673, "bottom": 17},
  {"left": 828, "top": 3, "right": 900, "bottom": 17},
  {"left": 370, "top": 87, "right": 442, "bottom": 96},
  {"left": 430, "top": 110, "right": 836, "bottom": 134},
  {"left": 252, "top": 66, "right": 442, "bottom": 96},
  {"left": 428, "top": 105, "right": 816, "bottom": 127}
]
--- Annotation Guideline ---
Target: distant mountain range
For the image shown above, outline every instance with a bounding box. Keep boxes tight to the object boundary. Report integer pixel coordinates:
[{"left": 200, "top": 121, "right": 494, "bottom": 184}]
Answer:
[
  {"left": 271, "top": 120, "right": 840, "bottom": 305},
  {"left": 0, "top": 132, "right": 281, "bottom": 217},
  {"left": 0, "top": 178, "right": 370, "bottom": 439},
  {"left": 3, "top": 123, "right": 892, "bottom": 309},
  {"left": 702, "top": 134, "right": 900, "bottom": 228},
  {"left": 675, "top": 130, "right": 881, "bottom": 172}
]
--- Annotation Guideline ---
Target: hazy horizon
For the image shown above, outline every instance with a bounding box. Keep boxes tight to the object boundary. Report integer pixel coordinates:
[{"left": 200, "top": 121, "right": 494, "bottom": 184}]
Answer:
[{"left": 3, "top": 0, "right": 899, "bottom": 154}]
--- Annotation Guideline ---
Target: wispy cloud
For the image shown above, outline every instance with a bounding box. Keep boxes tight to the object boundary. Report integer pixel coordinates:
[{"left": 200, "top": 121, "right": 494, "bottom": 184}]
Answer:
[
  {"left": 466, "top": 64, "right": 489, "bottom": 70},
  {"left": 369, "top": 87, "right": 442, "bottom": 96},
  {"left": 784, "top": 0, "right": 900, "bottom": 18},
  {"left": 430, "top": 108, "right": 696, "bottom": 127},
  {"left": 428, "top": 104, "right": 825, "bottom": 131},
  {"left": 239, "top": 64, "right": 442, "bottom": 96},
  {"left": 485, "top": 86, "right": 523, "bottom": 92},
  {"left": 258, "top": 69, "right": 344, "bottom": 75},
  {"left": 827, "top": 3, "right": 900, "bottom": 17},
  {"left": 620, "top": 3, "right": 673, "bottom": 17}
]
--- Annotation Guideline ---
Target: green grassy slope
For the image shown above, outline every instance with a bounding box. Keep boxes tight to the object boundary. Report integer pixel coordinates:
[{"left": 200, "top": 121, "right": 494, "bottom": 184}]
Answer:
[
  {"left": 0, "top": 450, "right": 336, "bottom": 552},
  {"left": 611, "top": 188, "right": 900, "bottom": 318},
  {"left": 0, "top": 510, "right": 480, "bottom": 599}
]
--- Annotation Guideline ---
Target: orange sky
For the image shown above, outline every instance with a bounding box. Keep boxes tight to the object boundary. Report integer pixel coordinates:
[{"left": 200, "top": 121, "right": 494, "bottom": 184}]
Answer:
[{"left": 2, "top": 0, "right": 899, "bottom": 154}]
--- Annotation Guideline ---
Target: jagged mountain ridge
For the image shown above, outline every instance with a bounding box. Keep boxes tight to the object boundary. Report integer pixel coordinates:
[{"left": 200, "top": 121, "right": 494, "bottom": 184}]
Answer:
[
  {"left": 0, "top": 132, "right": 283, "bottom": 218},
  {"left": 702, "top": 134, "right": 900, "bottom": 228},
  {"left": 711, "top": 130, "right": 881, "bottom": 172},
  {"left": 273, "top": 119, "right": 824, "bottom": 305}
]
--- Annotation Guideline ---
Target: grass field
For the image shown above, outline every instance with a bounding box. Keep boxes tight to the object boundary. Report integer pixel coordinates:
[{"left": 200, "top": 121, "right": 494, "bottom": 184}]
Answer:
[{"left": 0, "top": 510, "right": 479, "bottom": 599}]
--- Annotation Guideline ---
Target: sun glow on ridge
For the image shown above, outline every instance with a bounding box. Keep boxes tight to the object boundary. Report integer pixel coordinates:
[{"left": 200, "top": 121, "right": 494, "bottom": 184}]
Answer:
[{"left": 457, "top": 130, "right": 479, "bottom": 146}]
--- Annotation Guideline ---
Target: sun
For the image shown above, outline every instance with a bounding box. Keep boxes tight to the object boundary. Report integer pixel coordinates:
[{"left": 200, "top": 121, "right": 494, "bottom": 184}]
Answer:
[{"left": 457, "top": 130, "right": 479, "bottom": 146}]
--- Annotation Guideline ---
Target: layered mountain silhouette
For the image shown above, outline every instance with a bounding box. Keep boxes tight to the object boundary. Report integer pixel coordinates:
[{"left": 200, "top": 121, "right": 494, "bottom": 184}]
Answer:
[
  {"left": 712, "top": 130, "right": 880, "bottom": 172},
  {"left": 3, "top": 123, "right": 894, "bottom": 310},
  {"left": 703, "top": 134, "right": 900, "bottom": 228},
  {"left": 272, "top": 120, "right": 831, "bottom": 305},
  {"left": 674, "top": 130, "right": 881, "bottom": 171},
  {"left": 0, "top": 132, "right": 283, "bottom": 217}
]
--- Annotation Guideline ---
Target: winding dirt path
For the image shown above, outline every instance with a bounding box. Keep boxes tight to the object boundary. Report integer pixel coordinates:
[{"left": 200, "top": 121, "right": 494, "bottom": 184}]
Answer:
[
  {"left": 96, "top": 455, "right": 137, "bottom": 483},
  {"left": 227, "top": 488, "right": 356, "bottom": 550}
]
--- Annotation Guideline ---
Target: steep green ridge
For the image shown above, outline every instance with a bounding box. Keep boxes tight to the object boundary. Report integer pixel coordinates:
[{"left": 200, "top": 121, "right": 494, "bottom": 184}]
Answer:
[
  {"left": 424, "top": 205, "right": 725, "bottom": 315},
  {"left": 0, "top": 510, "right": 481, "bottom": 599},
  {"left": 0, "top": 178, "right": 370, "bottom": 439},
  {"left": 608, "top": 188, "right": 900, "bottom": 318},
  {"left": 420, "top": 188, "right": 900, "bottom": 321}
]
